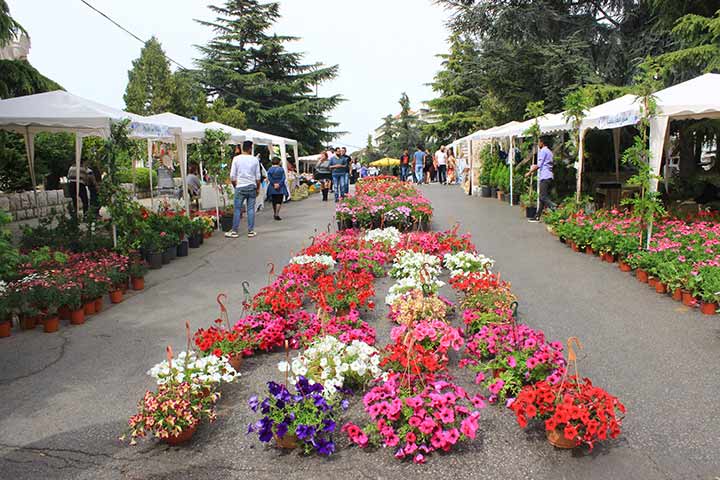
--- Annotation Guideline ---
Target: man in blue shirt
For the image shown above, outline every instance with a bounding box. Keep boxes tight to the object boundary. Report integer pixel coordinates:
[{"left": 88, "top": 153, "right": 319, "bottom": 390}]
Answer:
[
  {"left": 527, "top": 137, "right": 557, "bottom": 222},
  {"left": 413, "top": 146, "right": 426, "bottom": 184},
  {"left": 329, "top": 147, "right": 348, "bottom": 202}
]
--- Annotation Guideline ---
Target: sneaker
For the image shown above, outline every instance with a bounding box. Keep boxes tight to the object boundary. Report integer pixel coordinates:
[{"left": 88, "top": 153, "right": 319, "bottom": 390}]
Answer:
[
  {"left": 225, "top": 230, "right": 239, "bottom": 238},
  {"left": 247, "top": 231, "right": 257, "bottom": 238},
  {"left": 528, "top": 218, "right": 540, "bottom": 223},
  {"left": 275, "top": 216, "right": 282, "bottom": 221}
]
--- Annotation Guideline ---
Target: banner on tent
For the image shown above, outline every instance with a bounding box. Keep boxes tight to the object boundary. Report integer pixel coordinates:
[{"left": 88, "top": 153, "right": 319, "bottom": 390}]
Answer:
[
  {"left": 597, "top": 110, "right": 640, "bottom": 130},
  {"left": 125, "top": 121, "right": 175, "bottom": 139}
]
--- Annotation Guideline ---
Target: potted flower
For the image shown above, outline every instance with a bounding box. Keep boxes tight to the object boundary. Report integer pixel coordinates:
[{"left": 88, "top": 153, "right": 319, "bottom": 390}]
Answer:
[
  {"left": 193, "top": 321, "right": 256, "bottom": 371},
  {"left": 159, "top": 230, "right": 179, "bottom": 264},
  {"left": 107, "top": 265, "right": 129, "bottom": 304},
  {"left": 129, "top": 261, "right": 148, "bottom": 291},
  {"left": 141, "top": 229, "right": 163, "bottom": 269},
  {"left": 81, "top": 274, "right": 108, "bottom": 316},
  {"left": 0, "top": 280, "right": 11, "bottom": 338},
  {"left": 62, "top": 280, "right": 86, "bottom": 325},
  {"left": 278, "top": 335, "right": 383, "bottom": 399},
  {"left": 147, "top": 350, "right": 240, "bottom": 392},
  {"left": 248, "top": 376, "right": 344, "bottom": 454},
  {"left": 510, "top": 375, "right": 625, "bottom": 450},
  {"left": 220, "top": 202, "right": 234, "bottom": 233},
  {"left": 342, "top": 373, "right": 485, "bottom": 463},
  {"left": 123, "top": 381, "right": 218, "bottom": 446},
  {"left": 694, "top": 266, "right": 720, "bottom": 315}
]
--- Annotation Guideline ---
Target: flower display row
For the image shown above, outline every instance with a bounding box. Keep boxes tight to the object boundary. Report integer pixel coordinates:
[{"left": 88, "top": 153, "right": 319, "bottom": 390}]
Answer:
[
  {"left": 335, "top": 176, "right": 433, "bottom": 231},
  {"left": 544, "top": 206, "right": 720, "bottom": 313}
]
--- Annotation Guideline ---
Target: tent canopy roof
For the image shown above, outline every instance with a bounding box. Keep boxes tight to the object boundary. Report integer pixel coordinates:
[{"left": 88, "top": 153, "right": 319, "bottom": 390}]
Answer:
[
  {"left": 146, "top": 112, "right": 213, "bottom": 142},
  {"left": 654, "top": 73, "right": 720, "bottom": 120},
  {"left": 202, "top": 120, "right": 249, "bottom": 144},
  {"left": 0, "top": 90, "right": 179, "bottom": 139},
  {"left": 245, "top": 128, "right": 297, "bottom": 147}
]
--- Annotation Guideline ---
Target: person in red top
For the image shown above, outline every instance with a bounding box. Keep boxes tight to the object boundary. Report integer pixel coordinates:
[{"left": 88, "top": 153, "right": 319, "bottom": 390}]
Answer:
[{"left": 400, "top": 149, "right": 410, "bottom": 182}]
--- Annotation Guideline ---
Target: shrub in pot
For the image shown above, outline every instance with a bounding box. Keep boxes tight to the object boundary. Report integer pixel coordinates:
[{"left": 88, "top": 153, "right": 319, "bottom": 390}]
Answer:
[
  {"left": 129, "top": 262, "right": 148, "bottom": 290},
  {"left": 141, "top": 229, "right": 163, "bottom": 269}
]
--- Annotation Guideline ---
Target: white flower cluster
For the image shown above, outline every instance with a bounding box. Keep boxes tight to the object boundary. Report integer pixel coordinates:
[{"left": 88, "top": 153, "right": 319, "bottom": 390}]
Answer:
[
  {"left": 363, "top": 227, "right": 402, "bottom": 247},
  {"left": 385, "top": 275, "right": 445, "bottom": 306},
  {"left": 147, "top": 351, "right": 239, "bottom": 389},
  {"left": 389, "top": 250, "right": 441, "bottom": 280},
  {"left": 443, "top": 251, "right": 495, "bottom": 277},
  {"left": 278, "top": 336, "right": 383, "bottom": 399},
  {"left": 289, "top": 254, "right": 336, "bottom": 269},
  {"left": 0, "top": 280, "right": 7, "bottom": 296}
]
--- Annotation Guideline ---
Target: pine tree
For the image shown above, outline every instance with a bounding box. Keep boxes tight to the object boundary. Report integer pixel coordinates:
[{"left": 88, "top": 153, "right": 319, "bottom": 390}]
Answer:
[
  {"left": 377, "top": 93, "right": 425, "bottom": 158},
  {"left": 195, "top": 0, "right": 343, "bottom": 153},
  {"left": 124, "top": 37, "right": 174, "bottom": 115},
  {"left": 425, "top": 34, "right": 486, "bottom": 145}
]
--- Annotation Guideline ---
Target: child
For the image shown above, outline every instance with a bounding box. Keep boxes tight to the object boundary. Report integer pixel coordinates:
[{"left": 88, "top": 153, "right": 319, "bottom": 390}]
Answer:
[{"left": 321, "top": 179, "right": 331, "bottom": 202}]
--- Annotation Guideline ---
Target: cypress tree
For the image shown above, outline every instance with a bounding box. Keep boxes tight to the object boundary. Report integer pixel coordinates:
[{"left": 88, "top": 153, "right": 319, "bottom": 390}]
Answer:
[{"left": 124, "top": 37, "right": 174, "bottom": 116}]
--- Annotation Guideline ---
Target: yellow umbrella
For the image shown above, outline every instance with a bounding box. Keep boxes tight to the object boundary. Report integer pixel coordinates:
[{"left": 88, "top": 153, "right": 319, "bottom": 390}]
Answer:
[{"left": 370, "top": 157, "right": 400, "bottom": 167}]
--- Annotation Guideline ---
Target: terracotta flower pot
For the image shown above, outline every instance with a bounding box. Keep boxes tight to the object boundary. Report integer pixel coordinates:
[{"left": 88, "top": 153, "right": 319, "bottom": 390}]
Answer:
[
  {"left": 655, "top": 282, "right": 667, "bottom": 294},
  {"left": 58, "top": 305, "right": 71, "bottom": 321},
  {"left": 275, "top": 433, "right": 299, "bottom": 450},
  {"left": 648, "top": 277, "right": 658, "bottom": 288},
  {"left": 546, "top": 427, "right": 577, "bottom": 449},
  {"left": 571, "top": 242, "right": 580, "bottom": 252},
  {"left": 203, "top": 232, "right": 212, "bottom": 239},
  {"left": 95, "top": 297, "right": 104, "bottom": 312},
  {"left": 84, "top": 300, "right": 96, "bottom": 315},
  {"left": 164, "top": 424, "right": 197, "bottom": 446},
  {"left": 672, "top": 288, "right": 683, "bottom": 301},
  {"left": 132, "top": 277, "right": 145, "bottom": 291},
  {"left": 636, "top": 269, "right": 648, "bottom": 283},
  {"left": 20, "top": 315, "right": 38, "bottom": 330},
  {"left": 228, "top": 355, "right": 243, "bottom": 371},
  {"left": 603, "top": 252, "right": 615, "bottom": 263},
  {"left": 0, "top": 321, "right": 11, "bottom": 338},
  {"left": 700, "top": 301, "right": 717, "bottom": 315},
  {"left": 585, "top": 246, "right": 593, "bottom": 255},
  {"left": 682, "top": 290, "right": 696, "bottom": 307},
  {"left": 110, "top": 290, "right": 123, "bottom": 304},
  {"left": 619, "top": 261, "right": 632, "bottom": 272},
  {"left": 43, "top": 316, "right": 60, "bottom": 333},
  {"left": 70, "top": 308, "right": 85, "bottom": 325}
]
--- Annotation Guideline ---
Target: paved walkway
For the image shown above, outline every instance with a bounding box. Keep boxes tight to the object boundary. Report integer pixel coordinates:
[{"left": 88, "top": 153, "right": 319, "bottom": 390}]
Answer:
[{"left": 0, "top": 186, "right": 717, "bottom": 479}]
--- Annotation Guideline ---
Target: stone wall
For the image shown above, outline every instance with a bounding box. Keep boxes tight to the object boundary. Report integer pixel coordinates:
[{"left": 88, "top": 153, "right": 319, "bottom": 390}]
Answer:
[{"left": 0, "top": 190, "right": 70, "bottom": 221}]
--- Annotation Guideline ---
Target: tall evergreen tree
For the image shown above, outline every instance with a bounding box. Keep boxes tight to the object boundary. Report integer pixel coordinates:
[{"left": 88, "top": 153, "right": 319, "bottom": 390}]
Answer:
[
  {"left": 123, "top": 37, "right": 175, "bottom": 116},
  {"left": 195, "top": 0, "right": 343, "bottom": 153},
  {"left": 425, "top": 34, "right": 486, "bottom": 144},
  {"left": 377, "top": 93, "right": 425, "bottom": 158}
]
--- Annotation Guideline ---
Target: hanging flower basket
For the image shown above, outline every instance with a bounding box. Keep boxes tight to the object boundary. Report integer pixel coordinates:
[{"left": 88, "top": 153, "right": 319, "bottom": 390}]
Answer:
[
  {"left": 163, "top": 424, "right": 198, "bottom": 446},
  {"left": 546, "top": 427, "right": 578, "bottom": 449}
]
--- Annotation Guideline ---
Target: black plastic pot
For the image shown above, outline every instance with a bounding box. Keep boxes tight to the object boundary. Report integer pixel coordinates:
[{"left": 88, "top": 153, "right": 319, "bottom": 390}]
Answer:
[
  {"left": 220, "top": 215, "right": 234, "bottom": 232},
  {"left": 526, "top": 206, "right": 538, "bottom": 219},
  {"left": 177, "top": 241, "right": 189, "bottom": 257},
  {"left": 490, "top": 187, "right": 498, "bottom": 198},
  {"left": 146, "top": 251, "right": 163, "bottom": 270},
  {"left": 189, "top": 233, "right": 201, "bottom": 249},
  {"left": 481, "top": 186, "right": 491, "bottom": 198},
  {"left": 512, "top": 193, "right": 520, "bottom": 204}
]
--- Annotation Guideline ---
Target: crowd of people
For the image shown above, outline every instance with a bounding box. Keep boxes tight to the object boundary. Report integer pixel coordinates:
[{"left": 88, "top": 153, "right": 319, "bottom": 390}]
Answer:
[{"left": 401, "top": 145, "right": 468, "bottom": 186}]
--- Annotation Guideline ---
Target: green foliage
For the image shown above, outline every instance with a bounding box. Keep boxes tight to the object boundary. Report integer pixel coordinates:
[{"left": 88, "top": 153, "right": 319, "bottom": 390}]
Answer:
[
  {"left": 116, "top": 167, "right": 157, "bottom": 191},
  {"left": 0, "top": 59, "right": 62, "bottom": 100},
  {"left": 124, "top": 37, "right": 174, "bottom": 116},
  {"left": 0, "top": 0, "right": 25, "bottom": 47},
  {"left": 0, "top": 208, "right": 19, "bottom": 280},
  {"left": 194, "top": 129, "right": 231, "bottom": 179},
  {"left": 377, "top": 93, "right": 427, "bottom": 158},
  {"left": 19, "top": 213, "right": 112, "bottom": 253},
  {"left": 195, "top": 0, "right": 343, "bottom": 153}
]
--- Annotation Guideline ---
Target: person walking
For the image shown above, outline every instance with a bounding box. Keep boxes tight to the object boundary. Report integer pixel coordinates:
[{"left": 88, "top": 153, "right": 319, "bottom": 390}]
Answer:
[
  {"left": 456, "top": 152, "right": 467, "bottom": 186},
  {"left": 330, "top": 147, "right": 349, "bottom": 202},
  {"left": 341, "top": 147, "right": 351, "bottom": 196},
  {"left": 446, "top": 147, "right": 456, "bottom": 185},
  {"left": 413, "top": 145, "right": 425, "bottom": 185},
  {"left": 400, "top": 149, "right": 410, "bottom": 181},
  {"left": 527, "top": 137, "right": 557, "bottom": 223},
  {"left": 424, "top": 148, "right": 433, "bottom": 184},
  {"left": 67, "top": 162, "right": 93, "bottom": 216},
  {"left": 266, "top": 157, "right": 289, "bottom": 221},
  {"left": 435, "top": 145, "right": 447, "bottom": 184},
  {"left": 225, "top": 141, "right": 261, "bottom": 238}
]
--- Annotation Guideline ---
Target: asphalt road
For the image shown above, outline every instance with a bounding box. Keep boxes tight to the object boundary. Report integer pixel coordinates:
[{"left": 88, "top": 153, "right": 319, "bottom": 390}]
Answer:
[{"left": 0, "top": 185, "right": 717, "bottom": 480}]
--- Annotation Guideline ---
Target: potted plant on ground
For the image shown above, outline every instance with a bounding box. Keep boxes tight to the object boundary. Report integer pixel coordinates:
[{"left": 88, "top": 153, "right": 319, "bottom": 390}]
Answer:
[
  {"left": 160, "top": 230, "right": 179, "bottom": 264},
  {"left": 188, "top": 218, "right": 204, "bottom": 248},
  {"left": 123, "top": 381, "right": 218, "bottom": 446},
  {"left": 129, "top": 261, "right": 148, "bottom": 290},
  {"left": 247, "top": 376, "right": 343, "bottom": 455},
  {"left": 141, "top": 228, "right": 163, "bottom": 270},
  {"left": 220, "top": 202, "right": 234, "bottom": 233},
  {"left": 520, "top": 191, "right": 537, "bottom": 219},
  {"left": 510, "top": 375, "right": 625, "bottom": 450},
  {"left": 108, "top": 265, "right": 129, "bottom": 304},
  {"left": 0, "top": 281, "right": 12, "bottom": 338},
  {"left": 62, "top": 281, "right": 86, "bottom": 325},
  {"left": 694, "top": 266, "right": 720, "bottom": 315}
]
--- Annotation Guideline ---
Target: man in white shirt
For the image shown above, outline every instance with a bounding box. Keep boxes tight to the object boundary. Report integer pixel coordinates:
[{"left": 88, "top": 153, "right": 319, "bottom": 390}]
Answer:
[
  {"left": 225, "top": 140, "right": 261, "bottom": 238},
  {"left": 435, "top": 146, "right": 447, "bottom": 184}
]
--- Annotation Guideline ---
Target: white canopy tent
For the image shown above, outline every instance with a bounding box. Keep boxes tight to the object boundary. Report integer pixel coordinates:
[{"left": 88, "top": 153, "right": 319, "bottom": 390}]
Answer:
[{"left": 0, "top": 90, "right": 180, "bottom": 221}]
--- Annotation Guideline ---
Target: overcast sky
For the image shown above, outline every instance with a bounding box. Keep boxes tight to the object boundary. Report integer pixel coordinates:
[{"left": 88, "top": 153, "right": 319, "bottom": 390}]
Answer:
[{"left": 8, "top": 0, "right": 451, "bottom": 150}]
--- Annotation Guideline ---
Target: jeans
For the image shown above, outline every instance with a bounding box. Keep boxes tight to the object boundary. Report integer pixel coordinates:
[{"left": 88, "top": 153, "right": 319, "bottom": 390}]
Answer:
[
  {"left": 438, "top": 165, "right": 447, "bottom": 184},
  {"left": 415, "top": 165, "right": 424, "bottom": 184},
  {"left": 538, "top": 179, "right": 557, "bottom": 218},
  {"left": 232, "top": 185, "right": 257, "bottom": 232},
  {"left": 343, "top": 173, "right": 349, "bottom": 195},
  {"left": 400, "top": 165, "right": 409, "bottom": 181},
  {"left": 332, "top": 174, "right": 347, "bottom": 201}
]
